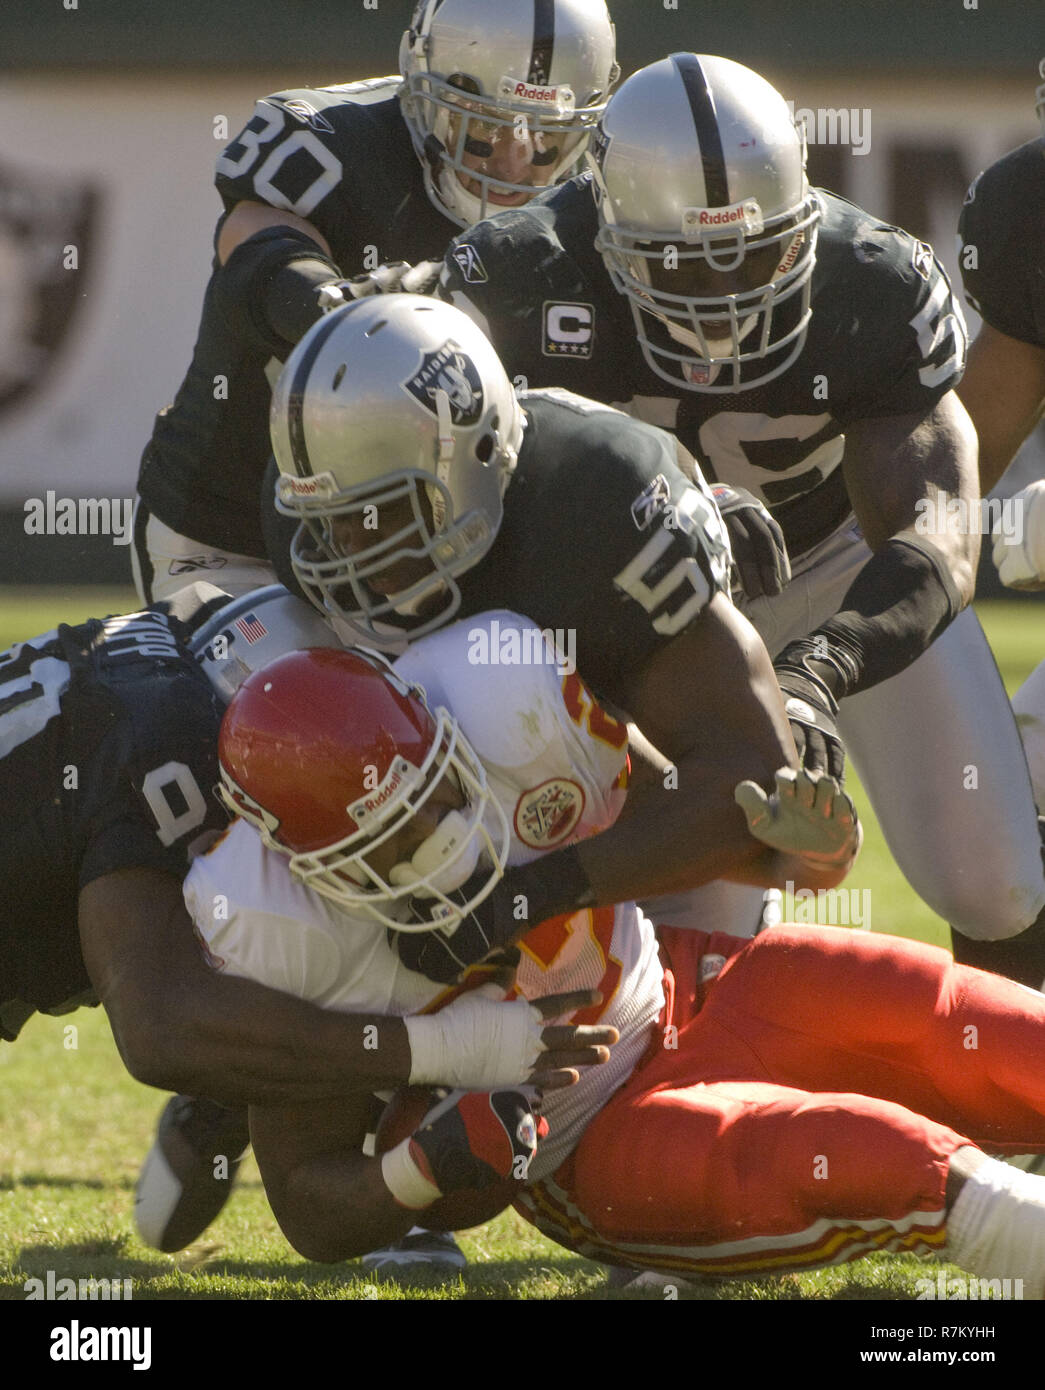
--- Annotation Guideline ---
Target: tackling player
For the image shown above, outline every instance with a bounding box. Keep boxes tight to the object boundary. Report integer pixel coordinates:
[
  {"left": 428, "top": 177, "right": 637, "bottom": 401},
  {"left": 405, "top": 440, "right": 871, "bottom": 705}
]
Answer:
[
  {"left": 435, "top": 53, "right": 1045, "bottom": 982},
  {"left": 131, "top": 0, "right": 619, "bottom": 602},
  {"left": 0, "top": 585, "right": 615, "bottom": 1255},
  {"left": 266, "top": 293, "right": 844, "bottom": 988},
  {"left": 213, "top": 634, "right": 1045, "bottom": 1296}
]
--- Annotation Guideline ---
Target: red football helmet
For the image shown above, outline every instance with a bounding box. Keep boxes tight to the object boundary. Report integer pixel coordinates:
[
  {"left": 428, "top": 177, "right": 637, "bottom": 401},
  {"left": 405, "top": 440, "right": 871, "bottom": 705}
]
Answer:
[{"left": 217, "top": 647, "right": 509, "bottom": 929}]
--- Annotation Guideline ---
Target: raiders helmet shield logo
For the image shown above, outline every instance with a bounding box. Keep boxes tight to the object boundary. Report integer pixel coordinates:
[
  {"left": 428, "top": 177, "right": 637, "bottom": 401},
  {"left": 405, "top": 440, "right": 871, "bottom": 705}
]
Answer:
[
  {"left": 0, "top": 160, "right": 98, "bottom": 419},
  {"left": 402, "top": 341, "right": 484, "bottom": 425}
]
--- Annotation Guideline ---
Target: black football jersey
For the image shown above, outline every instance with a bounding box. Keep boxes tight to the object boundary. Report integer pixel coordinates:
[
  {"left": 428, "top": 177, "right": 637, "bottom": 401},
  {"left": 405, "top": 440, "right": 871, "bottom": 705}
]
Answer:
[
  {"left": 440, "top": 178, "right": 968, "bottom": 560},
  {"left": 138, "top": 80, "right": 460, "bottom": 557},
  {"left": 0, "top": 585, "right": 229, "bottom": 1038},
  {"left": 385, "top": 390, "right": 730, "bottom": 705},
  {"left": 958, "top": 138, "right": 1045, "bottom": 349}
]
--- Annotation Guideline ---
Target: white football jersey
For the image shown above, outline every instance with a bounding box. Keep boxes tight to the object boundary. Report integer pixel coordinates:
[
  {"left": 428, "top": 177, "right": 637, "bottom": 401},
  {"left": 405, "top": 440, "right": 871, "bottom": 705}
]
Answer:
[{"left": 187, "top": 611, "right": 665, "bottom": 1176}]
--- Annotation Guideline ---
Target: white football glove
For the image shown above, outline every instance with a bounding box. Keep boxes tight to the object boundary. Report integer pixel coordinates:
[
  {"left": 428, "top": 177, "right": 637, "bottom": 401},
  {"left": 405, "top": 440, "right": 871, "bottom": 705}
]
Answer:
[
  {"left": 735, "top": 767, "right": 862, "bottom": 873},
  {"left": 316, "top": 261, "right": 444, "bottom": 314},
  {"left": 993, "top": 480, "right": 1045, "bottom": 591},
  {"left": 405, "top": 984, "right": 615, "bottom": 1091}
]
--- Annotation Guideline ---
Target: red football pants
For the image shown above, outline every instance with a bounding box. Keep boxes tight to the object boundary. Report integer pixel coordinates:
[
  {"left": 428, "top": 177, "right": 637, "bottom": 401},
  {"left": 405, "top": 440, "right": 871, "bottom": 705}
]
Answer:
[{"left": 523, "top": 925, "right": 1045, "bottom": 1276}]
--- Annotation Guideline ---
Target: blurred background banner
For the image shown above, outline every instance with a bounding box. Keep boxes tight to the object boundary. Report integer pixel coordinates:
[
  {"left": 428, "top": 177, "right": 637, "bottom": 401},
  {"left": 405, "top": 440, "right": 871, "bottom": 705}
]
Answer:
[{"left": 0, "top": 0, "right": 1040, "bottom": 583}]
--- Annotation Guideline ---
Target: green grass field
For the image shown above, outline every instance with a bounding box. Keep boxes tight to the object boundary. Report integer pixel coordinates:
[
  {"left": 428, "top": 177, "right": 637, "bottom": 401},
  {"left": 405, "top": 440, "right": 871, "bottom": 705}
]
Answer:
[{"left": 1, "top": 591, "right": 1042, "bottom": 1303}]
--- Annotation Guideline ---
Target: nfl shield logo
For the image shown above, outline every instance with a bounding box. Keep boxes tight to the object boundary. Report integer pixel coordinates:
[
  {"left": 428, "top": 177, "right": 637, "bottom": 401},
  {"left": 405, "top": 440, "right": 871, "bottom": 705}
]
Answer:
[{"left": 402, "top": 341, "right": 484, "bottom": 425}]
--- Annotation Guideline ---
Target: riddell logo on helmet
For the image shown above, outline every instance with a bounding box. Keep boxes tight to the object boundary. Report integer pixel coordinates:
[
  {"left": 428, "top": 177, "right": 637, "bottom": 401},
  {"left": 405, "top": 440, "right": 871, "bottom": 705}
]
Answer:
[
  {"left": 514, "top": 82, "right": 557, "bottom": 101},
  {"left": 498, "top": 76, "right": 571, "bottom": 108},
  {"left": 701, "top": 208, "right": 745, "bottom": 226},
  {"left": 349, "top": 757, "right": 421, "bottom": 824},
  {"left": 277, "top": 471, "right": 338, "bottom": 499},
  {"left": 684, "top": 200, "right": 765, "bottom": 236}
]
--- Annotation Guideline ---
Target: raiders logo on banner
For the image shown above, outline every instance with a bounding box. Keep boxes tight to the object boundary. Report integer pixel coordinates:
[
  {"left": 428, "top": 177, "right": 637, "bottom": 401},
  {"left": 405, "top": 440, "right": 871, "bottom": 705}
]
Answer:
[{"left": 0, "top": 160, "right": 98, "bottom": 419}]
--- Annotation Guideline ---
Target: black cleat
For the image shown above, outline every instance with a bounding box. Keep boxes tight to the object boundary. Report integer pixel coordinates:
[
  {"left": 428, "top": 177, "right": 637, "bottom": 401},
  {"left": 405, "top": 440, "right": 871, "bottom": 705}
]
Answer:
[
  {"left": 135, "top": 1095, "right": 250, "bottom": 1252},
  {"left": 360, "top": 1228, "right": 467, "bottom": 1281}
]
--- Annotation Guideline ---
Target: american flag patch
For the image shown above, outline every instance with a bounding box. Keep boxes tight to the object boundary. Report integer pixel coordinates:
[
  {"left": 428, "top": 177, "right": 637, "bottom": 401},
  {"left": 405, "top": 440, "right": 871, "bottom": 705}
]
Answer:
[{"left": 235, "top": 613, "right": 267, "bottom": 645}]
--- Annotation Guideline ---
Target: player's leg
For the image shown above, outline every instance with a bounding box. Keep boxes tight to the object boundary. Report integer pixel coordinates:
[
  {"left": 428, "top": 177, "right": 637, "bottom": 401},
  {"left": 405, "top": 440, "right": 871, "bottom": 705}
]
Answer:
[
  {"left": 131, "top": 500, "right": 277, "bottom": 605},
  {"left": 703, "top": 923, "right": 1045, "bottom": 1140},
  {"left": 837, "top": 608, "right": 1045, "bottom": 983},
  {"left": 532, "top": 932, "right": 1045, "bottom": 1284},
  {"left": 1012, "top": 655, "right": 1045, "bottom": 811},
  {"left": 134, "top": 1095, "right": 251, "bottom": 1253},
  {"left": 551, "top": 1071, "right": 964, "bottom": 1277},
  {"left": 135, "top": 1094, "right": 468, "bottom": 1273}
]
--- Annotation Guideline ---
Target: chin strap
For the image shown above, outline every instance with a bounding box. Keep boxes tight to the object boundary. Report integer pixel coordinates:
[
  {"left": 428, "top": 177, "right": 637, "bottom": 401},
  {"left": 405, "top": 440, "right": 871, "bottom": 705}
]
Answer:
[{"left": 434, "top": 387, "right": 455, "bottom": 465}]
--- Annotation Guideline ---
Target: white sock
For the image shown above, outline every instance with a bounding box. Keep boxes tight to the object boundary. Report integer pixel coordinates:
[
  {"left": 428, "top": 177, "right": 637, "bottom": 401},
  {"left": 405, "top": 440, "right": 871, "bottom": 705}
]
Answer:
[{"left": 947, "top": 1154, "right": 1045, "bottom": 1295}]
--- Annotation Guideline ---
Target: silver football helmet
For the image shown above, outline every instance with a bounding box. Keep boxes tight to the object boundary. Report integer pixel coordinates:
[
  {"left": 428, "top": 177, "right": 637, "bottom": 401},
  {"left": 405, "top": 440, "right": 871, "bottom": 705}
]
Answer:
[
  {"left": 189, "top": 584, "right": 336, "bottom": 701},
  {"left": 589, "top": 54, "right": 821, "bottom": 394},
  {"left": 399, "top": 0, "right": 618, "bottom": 227},
  {"left": 270, "top": 295, "right": 525, "bottom": 647}
]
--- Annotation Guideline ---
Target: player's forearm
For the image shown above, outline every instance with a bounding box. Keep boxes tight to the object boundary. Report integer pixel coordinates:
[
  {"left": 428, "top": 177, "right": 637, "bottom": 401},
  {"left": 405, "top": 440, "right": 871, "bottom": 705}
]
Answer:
[
  {"left": 579, "top": 767, "right": 768, "bottom": 904},
  {"left": 958, "top": 325, "right": 1045, "bottom": 492},
  {"left": 502, "top": 753, "right": 777, "bottom": 925},
  {"left": 555, "top": 600, "right": 796, "bottom": 908},
  {"left": 83, "top": 870, "right": 421, "bottom": 1104},
  {"left": 131, "top": 973, "right": 417, "bottom": 1106},
  {"left": 725, "top": 845, "right": 855, "bottom": 893}
]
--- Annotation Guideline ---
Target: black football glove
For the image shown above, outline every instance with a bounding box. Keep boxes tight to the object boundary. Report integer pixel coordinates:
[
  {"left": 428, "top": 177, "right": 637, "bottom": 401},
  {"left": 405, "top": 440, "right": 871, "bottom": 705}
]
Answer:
[
  {"left": 773, "top": 638, "right": 847, "bottom": 781},
  {"left": 411, "top": 1089, "right": 546, "bottom": 1195},
  {"left": 711, "top": 484, "right": 791, "bottom": 601},
  {"left": 392, "top": 871, "right": 522, "bottom": 985}
]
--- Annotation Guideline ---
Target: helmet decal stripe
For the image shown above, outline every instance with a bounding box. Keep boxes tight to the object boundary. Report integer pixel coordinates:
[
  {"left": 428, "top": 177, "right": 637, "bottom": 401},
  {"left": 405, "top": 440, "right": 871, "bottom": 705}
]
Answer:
[
  {"left": 285, "top": 307, "right": 357, "bottom": 477},
  {"left": 673, "top": 53, "right": 730, "bottom": 209},
  {"left": 529, "top": 0, "right": 556, "bottom": 86}
]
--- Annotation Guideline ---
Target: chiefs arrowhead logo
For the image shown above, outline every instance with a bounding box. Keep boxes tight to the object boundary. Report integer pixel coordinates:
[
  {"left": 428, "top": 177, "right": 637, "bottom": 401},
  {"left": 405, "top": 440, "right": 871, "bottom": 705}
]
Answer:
[{"left": 514, "top": 778, "right": 585, "bottom": 849}]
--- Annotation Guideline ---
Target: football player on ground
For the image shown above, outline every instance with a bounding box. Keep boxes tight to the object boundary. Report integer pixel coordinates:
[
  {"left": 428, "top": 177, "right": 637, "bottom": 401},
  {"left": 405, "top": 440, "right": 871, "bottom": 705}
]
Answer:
[
  {"left": 131, "top": 0, "right": 619, "bottom": 603},
  {"left": 436, "top": 53, "right": 1045, "bottom": 984},
  {"left": 956, "top": 64, "right": 1045, "bottom": 814},
  {"left": 0, "top": 584, "right": 614, "bottom": 1256},
  {"left": 214, "top": 637, "right": 1045, "bottom": 1296}
]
